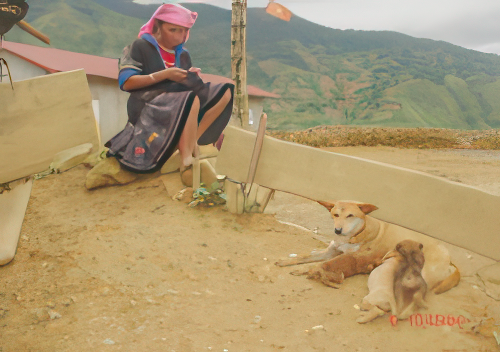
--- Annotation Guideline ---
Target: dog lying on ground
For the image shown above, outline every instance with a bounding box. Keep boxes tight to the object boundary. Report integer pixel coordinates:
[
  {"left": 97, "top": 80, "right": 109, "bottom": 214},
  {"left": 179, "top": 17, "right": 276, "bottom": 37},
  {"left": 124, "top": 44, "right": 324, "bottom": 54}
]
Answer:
[
  {"left": 357, "top": 239, "right": 427, "bottom": 323},
  {"left": 276, "top": 201, "right": 460, "bottom": 294}
]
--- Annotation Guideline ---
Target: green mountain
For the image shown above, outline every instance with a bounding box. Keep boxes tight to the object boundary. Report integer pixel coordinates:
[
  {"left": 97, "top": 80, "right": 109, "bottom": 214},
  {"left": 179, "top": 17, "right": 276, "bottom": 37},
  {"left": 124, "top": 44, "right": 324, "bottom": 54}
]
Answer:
[{"left": 6, "top": 0, "right": 500, "bottom": 130}]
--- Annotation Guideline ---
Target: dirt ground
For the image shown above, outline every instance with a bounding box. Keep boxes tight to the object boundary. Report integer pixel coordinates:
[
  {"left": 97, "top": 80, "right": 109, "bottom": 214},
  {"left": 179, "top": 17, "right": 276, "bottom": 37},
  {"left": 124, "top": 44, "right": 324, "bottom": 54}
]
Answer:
[{"left": 1, "top": 146, "right": 500, "bottom": 352}]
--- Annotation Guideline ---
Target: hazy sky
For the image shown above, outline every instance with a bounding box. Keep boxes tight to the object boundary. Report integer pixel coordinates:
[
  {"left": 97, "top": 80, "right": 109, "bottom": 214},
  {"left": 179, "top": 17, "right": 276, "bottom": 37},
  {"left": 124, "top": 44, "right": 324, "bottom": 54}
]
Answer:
[{"left": 133, "top": 0, "right": 500, "bottom": 55}]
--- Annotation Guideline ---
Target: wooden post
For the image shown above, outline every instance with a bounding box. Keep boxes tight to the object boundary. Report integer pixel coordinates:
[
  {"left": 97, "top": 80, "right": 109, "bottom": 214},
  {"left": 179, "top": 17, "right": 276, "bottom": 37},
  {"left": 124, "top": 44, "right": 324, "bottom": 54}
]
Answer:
[
  {"left": 231, "top": 0, "right": 249, "bottom": 129},
  {"left": 245, "top": 113, "right": 267, "bottom": 197},
  {"left": 16, "top": 21, "right": 50, "bottom": 45}
]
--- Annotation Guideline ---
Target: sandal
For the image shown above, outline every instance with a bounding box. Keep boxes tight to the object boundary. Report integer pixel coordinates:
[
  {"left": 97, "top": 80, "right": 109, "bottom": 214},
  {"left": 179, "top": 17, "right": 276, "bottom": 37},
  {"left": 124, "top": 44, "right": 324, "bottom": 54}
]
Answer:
[{"left": 180, "top": 164, "right": 193, "bottom": 187}]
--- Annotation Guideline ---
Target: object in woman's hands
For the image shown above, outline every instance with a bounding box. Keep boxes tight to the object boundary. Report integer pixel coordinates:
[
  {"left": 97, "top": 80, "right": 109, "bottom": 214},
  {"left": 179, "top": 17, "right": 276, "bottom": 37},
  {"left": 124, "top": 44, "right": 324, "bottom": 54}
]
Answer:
[{"left": 188, "top": 67, "right": 201, "bottom": 75}]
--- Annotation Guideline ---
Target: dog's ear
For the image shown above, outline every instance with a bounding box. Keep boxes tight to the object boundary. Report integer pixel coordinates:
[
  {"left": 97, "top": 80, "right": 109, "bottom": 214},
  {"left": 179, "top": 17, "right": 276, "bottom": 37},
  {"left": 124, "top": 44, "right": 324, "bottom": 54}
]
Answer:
[
  {"left": 419, "top": 243, "right": 423, "bottom": 250},
  {"left": 317, "top": 200, "right": 335, "bottom": 212},
  {"left": 396, "top": 242, "right": 403, "bottom": 253},
  {"left": 357, "top": 203, "right": 378, "bottom": 214}
]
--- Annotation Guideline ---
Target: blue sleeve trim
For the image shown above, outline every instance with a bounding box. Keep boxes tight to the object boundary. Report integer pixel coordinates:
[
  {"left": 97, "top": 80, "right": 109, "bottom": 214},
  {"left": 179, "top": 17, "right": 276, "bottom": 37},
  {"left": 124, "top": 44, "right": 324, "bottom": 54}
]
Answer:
[
  {"left": 118, "top": 68, "right": 140, "bottom": 90},
  {"left": 175, "top": 44, "right": 185, "bottom": 67}
]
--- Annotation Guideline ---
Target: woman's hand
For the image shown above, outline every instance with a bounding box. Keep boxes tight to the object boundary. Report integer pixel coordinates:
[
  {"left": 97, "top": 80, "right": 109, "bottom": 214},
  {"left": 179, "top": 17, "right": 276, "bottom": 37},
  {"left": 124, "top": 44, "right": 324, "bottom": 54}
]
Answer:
[
  {"left": 122, "top": 67, "right": 188, "bottom": 91},
  {"left": 188, "top": 67, "right": 201, "bottom": 75},
  {"left": 164, "top": 67, "right": 188, "bottom": 82}
]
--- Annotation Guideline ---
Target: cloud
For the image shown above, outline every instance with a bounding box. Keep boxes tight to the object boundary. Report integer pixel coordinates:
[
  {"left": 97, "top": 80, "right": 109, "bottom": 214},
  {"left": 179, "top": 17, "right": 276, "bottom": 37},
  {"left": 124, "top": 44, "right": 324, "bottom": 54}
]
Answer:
[
  {"left": 403, "top": 5, "right": 500, "bottom": 53},
  {"left": 286, "top": 0, "right": 500, "bottom": 54}
]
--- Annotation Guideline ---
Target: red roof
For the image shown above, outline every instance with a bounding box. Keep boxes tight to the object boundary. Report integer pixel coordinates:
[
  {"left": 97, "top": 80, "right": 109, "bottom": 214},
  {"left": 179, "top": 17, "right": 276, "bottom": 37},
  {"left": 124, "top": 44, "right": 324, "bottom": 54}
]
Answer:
[
  {"left": 1, "top": 40, "right": 118, "bottom": 79},
  {"left": 1, "top": 41, "right": 279, "bottom": 98}
]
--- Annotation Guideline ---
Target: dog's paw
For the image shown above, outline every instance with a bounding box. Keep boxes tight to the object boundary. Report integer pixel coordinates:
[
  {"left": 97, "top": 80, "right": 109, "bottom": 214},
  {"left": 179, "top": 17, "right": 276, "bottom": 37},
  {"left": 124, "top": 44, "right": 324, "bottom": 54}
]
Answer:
[
  {"left": 323, "top": 282, "right": 341, "bottom": 289},
  {"left": 356, "top": 307, "right": 386, "bottom": 324},
  {"left": 359, "top": 302, "right": 372, "bottom": 311},
  {"left": 356, "top": 314, "right": 370, "bottom": 324},
  {"left": 337, "top": 243, "right": 360, "bottom": 254}
]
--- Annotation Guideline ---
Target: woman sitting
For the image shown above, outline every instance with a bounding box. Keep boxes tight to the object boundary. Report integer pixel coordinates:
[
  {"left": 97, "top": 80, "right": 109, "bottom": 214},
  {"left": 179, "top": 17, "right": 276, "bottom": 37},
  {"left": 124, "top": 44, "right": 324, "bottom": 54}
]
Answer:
[{"left": 105, "top": 4, "right": 233, "bottom": 186}]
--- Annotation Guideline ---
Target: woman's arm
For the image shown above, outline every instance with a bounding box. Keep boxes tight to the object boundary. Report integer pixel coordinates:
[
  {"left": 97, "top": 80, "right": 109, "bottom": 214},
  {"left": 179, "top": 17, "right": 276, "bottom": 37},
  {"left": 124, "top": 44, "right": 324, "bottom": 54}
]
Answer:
[{"left": 122, "top": 67, "right": 189, "bottom": 91}]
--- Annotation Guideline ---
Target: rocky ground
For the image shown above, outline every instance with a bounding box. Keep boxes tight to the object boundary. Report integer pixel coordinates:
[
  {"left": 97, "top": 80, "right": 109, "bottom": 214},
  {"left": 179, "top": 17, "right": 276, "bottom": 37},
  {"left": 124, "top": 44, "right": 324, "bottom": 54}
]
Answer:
[{"left": 269, "top": 126, "right": 500, "bottom": 150}]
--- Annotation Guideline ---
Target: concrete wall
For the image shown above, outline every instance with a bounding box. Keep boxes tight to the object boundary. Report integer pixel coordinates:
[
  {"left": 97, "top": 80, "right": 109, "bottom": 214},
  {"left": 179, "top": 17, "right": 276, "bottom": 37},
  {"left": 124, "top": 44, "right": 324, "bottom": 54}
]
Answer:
[
  {"left": 0, "top": 51, "right": 46, "bottom": 81},
  {"left": 87, "top": 76, "right": 129, "bottom": 144},
  {"left": 227, "top": 97, "right": 265, "bottom": 131},
  {"left": 249, "top": 97, "right": 265, "bottom": 131}
]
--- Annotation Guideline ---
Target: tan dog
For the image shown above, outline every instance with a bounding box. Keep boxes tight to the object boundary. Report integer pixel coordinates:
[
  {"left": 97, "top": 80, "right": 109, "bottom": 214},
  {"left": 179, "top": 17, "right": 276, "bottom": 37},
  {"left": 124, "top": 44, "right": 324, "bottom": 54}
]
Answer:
[
  {"left": 276, "top": 201, "right": 460, "bottom": 293},
  {"left": 357, "top": 240, "right": 427, "bottom": 323}
]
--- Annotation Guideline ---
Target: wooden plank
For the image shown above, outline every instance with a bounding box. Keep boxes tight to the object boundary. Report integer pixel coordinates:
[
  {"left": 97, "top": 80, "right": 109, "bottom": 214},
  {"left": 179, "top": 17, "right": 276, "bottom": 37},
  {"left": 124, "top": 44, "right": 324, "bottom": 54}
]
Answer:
[
  {"left": 0, "top": 179, "right": 33, "bottom": 265},
  {"left": 193, "top": 156, "right": 201, "bottom": 190},
  {"left": 245, "top": 113, "right": 267, "bottom": 196},
  {"left": 224, "top": 179, "right": 245, "bottom": 214},
  {"left": 230, "top": 0, "right": 249, "bottom": 128},
  {"left": 216, "top": 126, "right": 500, "bottom": 261},
  {"left": 0, "top": 70, "right": 100, "bottom": 184}
]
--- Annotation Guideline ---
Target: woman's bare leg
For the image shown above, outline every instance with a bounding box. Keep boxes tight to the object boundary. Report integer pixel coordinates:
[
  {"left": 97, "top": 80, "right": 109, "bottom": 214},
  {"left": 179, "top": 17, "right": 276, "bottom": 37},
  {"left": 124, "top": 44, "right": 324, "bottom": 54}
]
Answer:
[
  {"left": 197, "top": 89, "right": 232, "bottom": 139},
  {"left": 178, "top": 96, "right": 200, "bottom": 168}
]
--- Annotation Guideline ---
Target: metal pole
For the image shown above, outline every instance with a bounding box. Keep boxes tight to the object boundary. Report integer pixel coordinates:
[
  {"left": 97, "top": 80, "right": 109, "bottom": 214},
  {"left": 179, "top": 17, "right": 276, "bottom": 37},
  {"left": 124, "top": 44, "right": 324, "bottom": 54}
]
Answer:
[{"left": 231, "top": 0, "right": 249, "bottom": 129}]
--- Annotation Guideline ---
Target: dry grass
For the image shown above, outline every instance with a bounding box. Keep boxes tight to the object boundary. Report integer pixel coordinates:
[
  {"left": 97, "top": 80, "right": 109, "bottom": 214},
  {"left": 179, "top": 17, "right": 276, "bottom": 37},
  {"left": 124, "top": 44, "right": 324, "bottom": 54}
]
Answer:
[{"left": 268, "top": 126, "right": 500, "bottom": 150}]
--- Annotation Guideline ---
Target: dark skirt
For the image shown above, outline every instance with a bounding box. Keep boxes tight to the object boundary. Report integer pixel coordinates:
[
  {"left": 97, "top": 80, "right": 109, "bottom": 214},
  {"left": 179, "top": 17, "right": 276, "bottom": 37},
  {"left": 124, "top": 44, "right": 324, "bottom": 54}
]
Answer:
[{"left": 105, "top": 79, "right": 233, "bottom": 173}]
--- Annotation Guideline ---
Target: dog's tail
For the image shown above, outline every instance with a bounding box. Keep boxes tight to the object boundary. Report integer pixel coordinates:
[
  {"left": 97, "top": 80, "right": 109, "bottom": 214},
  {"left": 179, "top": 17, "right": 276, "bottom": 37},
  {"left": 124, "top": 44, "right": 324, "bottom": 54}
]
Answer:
[{"left": 431, "top": 263, "right": 460, "bottom": 294}]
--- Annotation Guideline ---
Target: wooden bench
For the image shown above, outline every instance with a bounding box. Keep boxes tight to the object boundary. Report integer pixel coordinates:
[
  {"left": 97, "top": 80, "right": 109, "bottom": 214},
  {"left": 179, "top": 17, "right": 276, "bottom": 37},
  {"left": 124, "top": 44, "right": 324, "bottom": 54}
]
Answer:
[
  {"left": 216, "top": 125, "right": 500, "bottom": 262},
  {"left": 0, "top": 70, "right": 100, "bottom": 265}
]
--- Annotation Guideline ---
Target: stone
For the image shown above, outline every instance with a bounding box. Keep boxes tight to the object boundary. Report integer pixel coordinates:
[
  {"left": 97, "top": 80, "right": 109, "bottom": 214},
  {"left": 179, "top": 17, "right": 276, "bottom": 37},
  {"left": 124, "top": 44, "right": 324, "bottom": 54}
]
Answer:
[
  {"left": 50, "top": 143, "right": 93, "bottom": 173},
  {"left": 33, "top": 308, "right": 50, "bottom": 323},
  {"left": 85, "top": 157, "right": 138, "bottom": 190},
  {"left": 48, "top": 310, "right": 62, "bottom": 320},
  {"left": 180, "top": 165, "right": 193, "bottom": 187},
  {"left": 82, "top": 151, "right": 105, "bottom": 168},
  {"left": 160, "top": 150, "right": 181, "bottom": 174},
  {"left": 172, "top": 187, "right": 194, "bottom": 204},
  {"left": 161, "top": 173, "right": 185, "bottom": 197}
]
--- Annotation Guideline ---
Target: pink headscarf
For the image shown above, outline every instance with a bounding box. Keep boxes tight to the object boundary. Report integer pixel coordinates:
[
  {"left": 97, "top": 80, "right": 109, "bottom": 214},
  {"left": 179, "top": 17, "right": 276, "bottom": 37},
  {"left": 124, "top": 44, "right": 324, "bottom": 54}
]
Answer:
[{"left": 138, "top": 4, "right": 198, "bottom": 38}]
